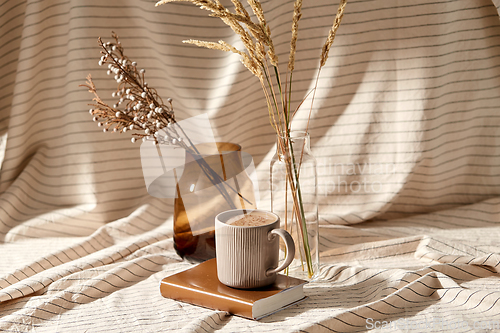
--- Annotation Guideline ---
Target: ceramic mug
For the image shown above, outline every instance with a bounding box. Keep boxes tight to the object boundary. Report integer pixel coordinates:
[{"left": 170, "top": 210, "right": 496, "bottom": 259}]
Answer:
[{"left": 215, "top": 209, "right": 295, "bottom": 289}]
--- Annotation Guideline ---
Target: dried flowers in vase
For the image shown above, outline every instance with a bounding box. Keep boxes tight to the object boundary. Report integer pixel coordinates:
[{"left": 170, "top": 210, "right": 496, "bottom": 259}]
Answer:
[
  {"left": 81, "top": 32, "right": 244, "bottom": 203},
  {"left": 80, "top": 34, "right": 254, "bottom": 262},
  {"left": 155, "top": 0, "right": 348, "bottom": 278}
]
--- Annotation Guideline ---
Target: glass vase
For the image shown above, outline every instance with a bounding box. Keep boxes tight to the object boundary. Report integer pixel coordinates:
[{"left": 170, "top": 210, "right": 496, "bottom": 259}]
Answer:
[
  {"left": 270, "top": 131, "right": 319, "bottom": 279},
  {"left": 174, "top": 142, "right": 256, "bottom": 263}
]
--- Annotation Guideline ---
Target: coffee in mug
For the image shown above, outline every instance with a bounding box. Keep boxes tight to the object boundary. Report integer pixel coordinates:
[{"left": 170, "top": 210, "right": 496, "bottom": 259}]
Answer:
[
  {"left": 226, "top": 211, "right": 276, "bottom": 227},
  {"left": 215, "top": 209, "right": 295, "bottom": 289}
]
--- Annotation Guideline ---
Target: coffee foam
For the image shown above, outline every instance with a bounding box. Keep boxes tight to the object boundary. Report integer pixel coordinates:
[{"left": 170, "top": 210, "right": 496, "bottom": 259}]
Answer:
[{"left": 226, "top": 212, "right": 275, "bottom": 227}]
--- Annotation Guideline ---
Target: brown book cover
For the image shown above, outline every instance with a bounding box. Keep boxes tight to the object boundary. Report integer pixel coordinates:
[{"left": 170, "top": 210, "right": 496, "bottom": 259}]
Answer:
[{"left": 159, "top": 258, "right": 308, "bottom": 320}]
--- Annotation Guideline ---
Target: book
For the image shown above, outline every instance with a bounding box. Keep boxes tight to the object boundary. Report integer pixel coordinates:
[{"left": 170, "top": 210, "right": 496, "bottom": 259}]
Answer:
[{"left": 159, "top": 258, "right": 308, "bottom": 320}]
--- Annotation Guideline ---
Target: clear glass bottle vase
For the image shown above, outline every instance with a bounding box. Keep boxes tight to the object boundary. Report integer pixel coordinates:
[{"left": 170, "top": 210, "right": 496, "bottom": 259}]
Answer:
[{"left": 270, "top": 131, "right": 319, "bottom": 279}]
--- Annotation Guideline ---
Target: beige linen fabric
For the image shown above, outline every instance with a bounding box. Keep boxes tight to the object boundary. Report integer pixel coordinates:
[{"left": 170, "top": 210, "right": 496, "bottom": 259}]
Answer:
[{"left": 0, "top": 0, "right": 499, "bottom": 331}]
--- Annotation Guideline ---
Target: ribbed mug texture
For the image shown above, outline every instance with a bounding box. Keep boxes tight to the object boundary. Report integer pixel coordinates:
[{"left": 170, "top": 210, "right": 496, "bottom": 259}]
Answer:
[{"left": 215, "top": 211, "right": 280, "bottom": 289}]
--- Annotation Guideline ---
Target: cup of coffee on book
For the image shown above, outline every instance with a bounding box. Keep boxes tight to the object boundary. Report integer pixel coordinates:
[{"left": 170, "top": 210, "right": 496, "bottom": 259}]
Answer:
[{"left": 215, "top": 209, "right": 295, "bottom": 289}]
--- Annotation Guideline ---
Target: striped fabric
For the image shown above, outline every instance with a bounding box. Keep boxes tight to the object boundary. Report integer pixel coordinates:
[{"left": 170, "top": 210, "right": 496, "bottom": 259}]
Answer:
[{"left": 1, "top": 0, "right": 500, "bottom": 331}]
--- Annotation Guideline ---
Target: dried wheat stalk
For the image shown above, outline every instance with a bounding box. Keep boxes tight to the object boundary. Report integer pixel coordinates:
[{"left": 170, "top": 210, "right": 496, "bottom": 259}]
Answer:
[
  {"left": 320, "top": 0, "right": 347, "bottom": 67},
  {"left": 288, "top": 0, "right": 302, "bottom": 72}
]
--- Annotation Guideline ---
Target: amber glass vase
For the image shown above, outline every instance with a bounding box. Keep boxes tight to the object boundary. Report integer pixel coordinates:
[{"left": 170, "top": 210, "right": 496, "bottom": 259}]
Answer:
[{"left": 174, "top": 142, "right": 256, "bottom": 263}]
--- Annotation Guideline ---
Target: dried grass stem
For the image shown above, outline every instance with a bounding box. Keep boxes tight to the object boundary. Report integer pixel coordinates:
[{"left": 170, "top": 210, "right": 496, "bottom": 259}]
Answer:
[{"left": 320, "top": 0, "right": 347, "bottom": 67}]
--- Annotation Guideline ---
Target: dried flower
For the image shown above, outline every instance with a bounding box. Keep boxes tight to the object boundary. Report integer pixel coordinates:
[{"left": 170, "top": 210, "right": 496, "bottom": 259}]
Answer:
[{"left": 80, "top": 32, "right": 180, "bottom": 146}]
